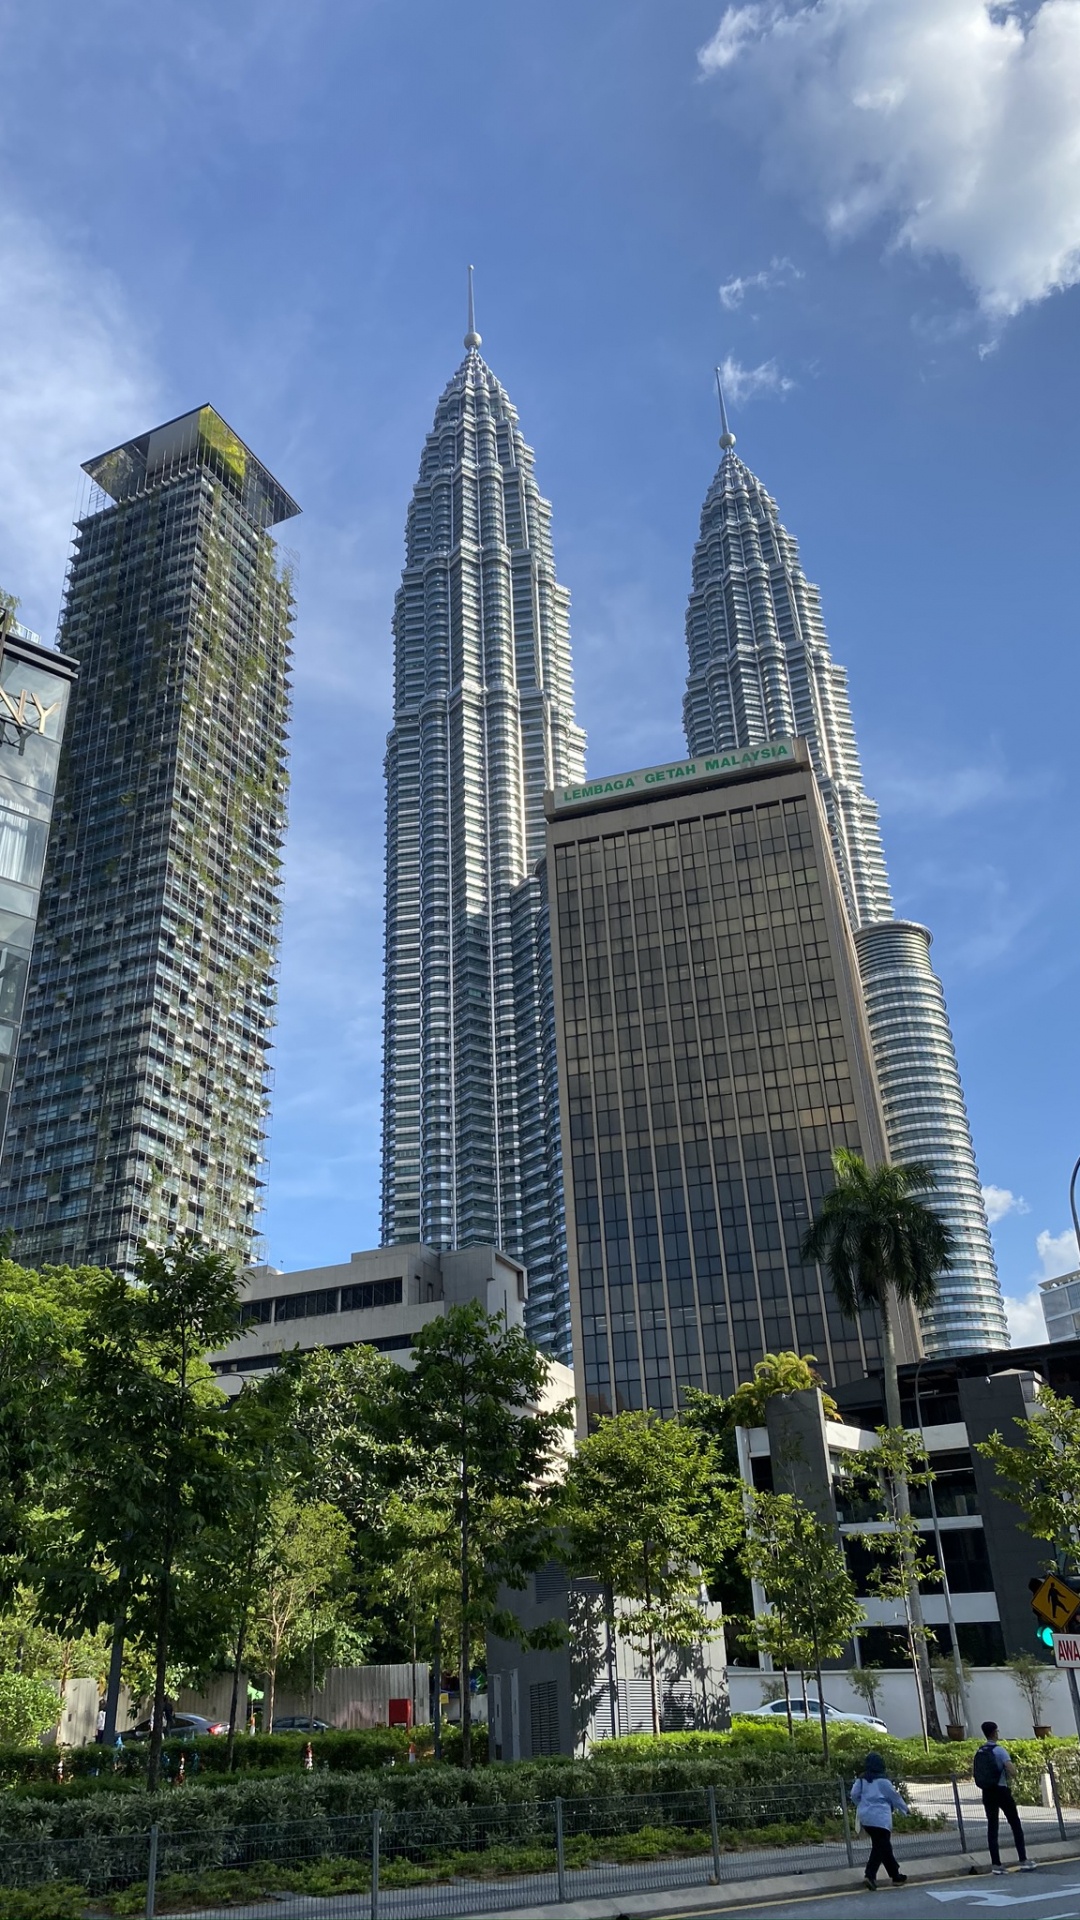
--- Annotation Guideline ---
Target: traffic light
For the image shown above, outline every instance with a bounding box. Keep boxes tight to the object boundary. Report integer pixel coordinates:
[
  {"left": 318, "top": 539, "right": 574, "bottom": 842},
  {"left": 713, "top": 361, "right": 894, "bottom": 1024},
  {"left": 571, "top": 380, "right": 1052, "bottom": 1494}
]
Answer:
[{"left": 1038, "top": 1624, "right": 1055, "bottom": 1649}]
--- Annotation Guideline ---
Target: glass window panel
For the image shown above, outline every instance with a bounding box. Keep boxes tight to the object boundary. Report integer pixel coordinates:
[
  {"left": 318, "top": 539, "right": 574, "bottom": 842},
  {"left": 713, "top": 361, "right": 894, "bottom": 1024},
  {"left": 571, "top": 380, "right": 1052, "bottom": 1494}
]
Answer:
[
  {"left": 0, "top": 805, "right": 46, "bottom": 888},
  {"left": 0, "top": 944, "right": 29, "bottom": 1023}
]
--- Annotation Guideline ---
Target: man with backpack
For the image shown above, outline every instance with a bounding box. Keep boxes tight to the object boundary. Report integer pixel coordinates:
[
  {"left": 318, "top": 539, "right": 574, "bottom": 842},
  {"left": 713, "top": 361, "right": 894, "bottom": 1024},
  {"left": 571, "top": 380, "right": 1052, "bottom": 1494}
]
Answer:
[{"left": 974, "top": 1720, "right": 1034, "bottom": 1875}]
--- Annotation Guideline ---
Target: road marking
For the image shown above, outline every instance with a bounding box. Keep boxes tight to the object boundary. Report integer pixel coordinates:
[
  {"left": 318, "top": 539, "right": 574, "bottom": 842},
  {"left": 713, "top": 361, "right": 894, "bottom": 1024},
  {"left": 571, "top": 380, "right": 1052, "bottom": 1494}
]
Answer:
[
  {"left": 926, "top": 1884, "right": 1080, "bottom": 1908},
  {"left": 654, "top": 1855, "right": 1080, "bottom": 1916}
]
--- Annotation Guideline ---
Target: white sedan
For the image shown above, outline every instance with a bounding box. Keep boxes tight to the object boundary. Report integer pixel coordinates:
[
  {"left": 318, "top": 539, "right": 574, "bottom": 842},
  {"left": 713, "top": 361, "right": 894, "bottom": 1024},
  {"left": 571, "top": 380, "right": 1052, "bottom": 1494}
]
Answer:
[{"left": 737, "top": 1698, "right": 888, "bottom": 1734}]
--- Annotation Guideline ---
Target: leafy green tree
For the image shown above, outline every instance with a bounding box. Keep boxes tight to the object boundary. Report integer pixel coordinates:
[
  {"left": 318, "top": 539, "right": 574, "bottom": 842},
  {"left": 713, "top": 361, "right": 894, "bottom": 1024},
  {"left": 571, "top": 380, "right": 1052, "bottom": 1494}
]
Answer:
[
  {"left": 1004, "top": 1651, "right": 1053, "bottom": 1733},
  {"left": 288, "top": 1341, "right": 458, "bottom": 1737},
  {"left": 0, "top": 1258, "right": 88, "bottom": 1605},
  {"left": 0, "top": 1672, "right": 60, "bottom": 1743},
  {"left": 931, "top": 1651, "right": 972, "bottom": 1731},
  {"left": 839, "top": 1427, "right": 943, "bottom": 1749},
  {"left": 393, "top": 1303, "right": 574, "bottom": 1766},
  {"left": 0, "top": 1589, "right": 108, "bottom": 1693},
  {"left": 847, "top": 1661, "right": 885, "bottom": 1719},
  {"left": 290, "top": 1342, "right": 402, "bottom": 1526},
  {"left": 562, "top": 1409, "right": 740, "bottom": 1735},
  {"left": 801, "top": 1150, "right": 953, "bottom": 1739},
  {"left": 291, "top": 1343, "right": 414, "bottom": 1611},
  {"left": 978, "top": 1385, "right": 1080, "bottom": 1569},
  {"left": 743, "top": 1607, "right": 815, "bottom": 1737},
  {"left": 246, "top": 1491, "right": 360, "bottom": 1730},
  {"left": 33, "top": 1237, "right": 242, "bottom": 1787},
  {"left": 366, "top": 1481, "right": 460, "bottom": 1751},
  {"left": 740, "top": 1491, "right": 863, "bottom": 1764},
  {"left": 196, "top": 1367, "right": 305, "bottom": 1765}
]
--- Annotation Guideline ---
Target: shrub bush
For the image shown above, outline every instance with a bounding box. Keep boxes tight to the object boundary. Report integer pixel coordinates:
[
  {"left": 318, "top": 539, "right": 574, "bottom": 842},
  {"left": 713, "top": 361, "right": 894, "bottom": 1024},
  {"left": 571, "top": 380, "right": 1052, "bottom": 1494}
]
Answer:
[
  {"left": 0, "top": 1750, "right": 842, "bottom": 1845},
  {"left": 0, "top": 1676, "right": 60, "bottom": 1746},
  {"left": 2, "top": 1720, "right": 1076, "bottom": 1852},
  {"left": 0, "top": 1724, "right": 426, "bottom": 1788},
  {"left": 607, "top": 1726, "right": 1080, "bottom": 1803},
  {"left": 0, "top": 1889, "right": 86, "bottom": 1920}
]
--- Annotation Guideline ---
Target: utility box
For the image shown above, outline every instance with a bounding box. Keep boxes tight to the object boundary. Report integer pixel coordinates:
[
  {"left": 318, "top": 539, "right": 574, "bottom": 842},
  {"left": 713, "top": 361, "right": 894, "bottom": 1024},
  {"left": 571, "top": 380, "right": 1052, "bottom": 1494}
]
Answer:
[{"left": 388, "top": 1698, "right": 413, "bottom": 1727}]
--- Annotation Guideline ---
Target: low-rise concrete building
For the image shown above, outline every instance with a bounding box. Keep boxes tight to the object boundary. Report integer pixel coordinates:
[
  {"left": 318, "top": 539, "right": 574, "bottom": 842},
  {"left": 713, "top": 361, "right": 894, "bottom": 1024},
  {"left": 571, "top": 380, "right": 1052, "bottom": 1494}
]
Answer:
[{"left": 211, "top": 1242, "right": 575, "bottom": 1414}]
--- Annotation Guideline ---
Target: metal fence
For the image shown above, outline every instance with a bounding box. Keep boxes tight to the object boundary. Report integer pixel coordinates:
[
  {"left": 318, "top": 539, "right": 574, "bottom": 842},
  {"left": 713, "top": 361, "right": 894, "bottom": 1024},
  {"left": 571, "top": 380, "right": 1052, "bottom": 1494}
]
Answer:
[{"left": 3, "top": 1770, "right": 1077, "bottom": 1917}]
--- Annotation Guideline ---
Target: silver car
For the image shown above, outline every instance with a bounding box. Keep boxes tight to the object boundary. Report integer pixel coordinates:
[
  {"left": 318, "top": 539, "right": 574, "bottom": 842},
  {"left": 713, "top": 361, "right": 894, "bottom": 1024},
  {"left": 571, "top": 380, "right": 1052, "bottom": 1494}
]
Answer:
[{"left": 738, "top": 1698, "right": 888, "bottom": 1734}]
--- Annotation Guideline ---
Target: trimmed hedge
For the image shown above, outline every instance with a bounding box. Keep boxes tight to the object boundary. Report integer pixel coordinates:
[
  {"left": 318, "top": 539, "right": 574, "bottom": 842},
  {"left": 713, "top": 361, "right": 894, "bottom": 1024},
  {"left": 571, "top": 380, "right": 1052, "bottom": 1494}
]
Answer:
[
  {"left": 0, "top": 1725, "right": 435, "bottom": 1788},
  {"left": 1, "top": 1722, "right": 1077, "bottom": 1846},
  {"left": 0, "top": 1754, "right": 843, "bottom": 1843},
  {"left": 609, "top": 1725, "right": 1080, "bottom": 1805}
]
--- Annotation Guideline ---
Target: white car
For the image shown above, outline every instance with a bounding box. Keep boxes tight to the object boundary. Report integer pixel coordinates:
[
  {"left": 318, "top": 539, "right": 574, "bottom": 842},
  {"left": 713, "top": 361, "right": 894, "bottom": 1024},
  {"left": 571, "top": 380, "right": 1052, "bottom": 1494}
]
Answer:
[{"left": 738, "top": 1698, "right": 888, "bottom": 1734}]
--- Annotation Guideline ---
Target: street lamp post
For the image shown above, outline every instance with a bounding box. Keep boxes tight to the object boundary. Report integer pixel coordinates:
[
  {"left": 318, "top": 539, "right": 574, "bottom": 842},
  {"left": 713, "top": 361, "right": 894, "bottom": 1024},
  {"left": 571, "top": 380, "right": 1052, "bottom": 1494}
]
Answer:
[{"left": 914, "top": 1362, "right": 973, "bottom": 1736}]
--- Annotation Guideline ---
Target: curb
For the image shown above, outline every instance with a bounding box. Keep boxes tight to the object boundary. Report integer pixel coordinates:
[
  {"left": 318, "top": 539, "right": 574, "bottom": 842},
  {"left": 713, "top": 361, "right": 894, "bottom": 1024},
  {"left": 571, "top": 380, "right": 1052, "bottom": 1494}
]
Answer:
[{"left": 470, "top": 1836, "right": 1080, "bottom": 1919}]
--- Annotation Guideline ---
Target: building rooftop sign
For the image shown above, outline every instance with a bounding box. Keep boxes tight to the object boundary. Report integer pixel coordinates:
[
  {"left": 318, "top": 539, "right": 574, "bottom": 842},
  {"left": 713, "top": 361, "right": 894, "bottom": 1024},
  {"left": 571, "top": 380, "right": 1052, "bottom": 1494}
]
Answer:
[{"left": 548, "top": 738, "right": 801, "bottom": 816}]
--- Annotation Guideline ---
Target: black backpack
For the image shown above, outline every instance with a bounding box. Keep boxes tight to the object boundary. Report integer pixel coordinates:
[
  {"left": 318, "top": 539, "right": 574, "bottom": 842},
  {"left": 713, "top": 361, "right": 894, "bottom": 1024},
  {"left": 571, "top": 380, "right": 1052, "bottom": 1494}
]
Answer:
[{"left": 973, "top": 1742, "right": 1002, "bottom": 1789}]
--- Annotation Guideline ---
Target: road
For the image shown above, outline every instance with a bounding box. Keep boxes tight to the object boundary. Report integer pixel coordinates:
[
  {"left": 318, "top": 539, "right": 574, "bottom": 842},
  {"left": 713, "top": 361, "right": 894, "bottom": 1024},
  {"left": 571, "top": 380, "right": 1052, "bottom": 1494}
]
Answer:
[{"left": 698, "top": 1856, "right": 1080, "bottom": 1919}]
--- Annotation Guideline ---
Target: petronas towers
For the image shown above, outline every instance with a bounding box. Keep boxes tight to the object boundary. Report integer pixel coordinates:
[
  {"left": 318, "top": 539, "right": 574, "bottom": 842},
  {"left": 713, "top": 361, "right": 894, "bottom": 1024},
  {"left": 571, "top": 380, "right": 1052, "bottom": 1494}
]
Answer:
[{"left": 381, "top": 304, "right": 1008, "bottom": 1361}]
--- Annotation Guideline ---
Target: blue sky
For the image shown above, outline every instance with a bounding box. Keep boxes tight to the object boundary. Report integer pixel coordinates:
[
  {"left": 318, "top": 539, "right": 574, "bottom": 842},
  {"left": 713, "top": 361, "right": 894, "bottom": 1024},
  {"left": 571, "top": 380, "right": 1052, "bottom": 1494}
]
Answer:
[{"left": 0, "top": 0, "right": 1077, "bottom": 1342}]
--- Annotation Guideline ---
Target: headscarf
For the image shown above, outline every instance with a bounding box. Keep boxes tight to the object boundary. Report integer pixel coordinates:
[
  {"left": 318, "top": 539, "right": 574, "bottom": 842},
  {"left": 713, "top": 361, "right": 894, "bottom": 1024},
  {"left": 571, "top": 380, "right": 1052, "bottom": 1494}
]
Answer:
[{"left": 862, "top": 1752, "right": 886, "bottom": 1779}]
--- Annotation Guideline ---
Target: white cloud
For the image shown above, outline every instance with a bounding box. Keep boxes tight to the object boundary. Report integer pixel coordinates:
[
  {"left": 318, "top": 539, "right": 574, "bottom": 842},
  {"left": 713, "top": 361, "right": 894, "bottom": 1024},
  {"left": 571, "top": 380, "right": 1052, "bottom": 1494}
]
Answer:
[
  {"left": 1004, "top": 1286, "right": 1046, "bottom": 1347},
  {"left": 982, "top": 1184, "right": 1028, "bottom": 1224},
  {"left": 719, "top": 256, "right": 803, "bottom": 309},
  {"left": 0, "top": 208, "right": 159, "bottom": 633},
  {"left": 1036, "top": 1226, "right": 1079, "bottom": 1279},
  {"left": 698, "top": 0, "right": 1080, "bottom": 320},
  {"left": 1002, "top": 1225, "right": 1080, "bottom": 1346},
  {"left": 718, "top": 353, "right": 795, "bottom": 405},
  {"left": 700, "top": 4, "right": 777, "bottom": 71}
]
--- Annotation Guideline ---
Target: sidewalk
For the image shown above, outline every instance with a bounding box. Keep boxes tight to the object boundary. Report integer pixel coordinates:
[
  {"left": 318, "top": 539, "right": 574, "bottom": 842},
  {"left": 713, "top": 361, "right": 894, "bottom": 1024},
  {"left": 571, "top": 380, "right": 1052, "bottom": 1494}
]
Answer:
[{"left": 470, "top": 1836, "right": 1080, "bottom": 1920}]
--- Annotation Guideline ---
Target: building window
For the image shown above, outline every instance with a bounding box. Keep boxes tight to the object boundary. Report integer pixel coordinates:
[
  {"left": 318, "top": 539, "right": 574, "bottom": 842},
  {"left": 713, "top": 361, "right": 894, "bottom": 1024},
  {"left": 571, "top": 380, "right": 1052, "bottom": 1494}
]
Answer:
[
  {"left": 275, "top": 1287, "right": 339, "bottom": 1322},
  {"left": 341, "top": 1277, "right": 403, "bottom": 1312}
]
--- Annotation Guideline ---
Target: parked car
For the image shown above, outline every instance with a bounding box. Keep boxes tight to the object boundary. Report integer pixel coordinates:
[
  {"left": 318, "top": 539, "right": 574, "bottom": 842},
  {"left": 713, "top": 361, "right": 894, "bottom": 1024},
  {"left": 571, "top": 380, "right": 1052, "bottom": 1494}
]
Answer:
[
  {"left": 128, "top": 1712, "right": 226, "bottom": 1741},
  {"left": 738, "top": 1698, "right": 888, "bottom": 1734},
  {"left": 271, "top": 1716, "right": 332, "bottom": 1733}
]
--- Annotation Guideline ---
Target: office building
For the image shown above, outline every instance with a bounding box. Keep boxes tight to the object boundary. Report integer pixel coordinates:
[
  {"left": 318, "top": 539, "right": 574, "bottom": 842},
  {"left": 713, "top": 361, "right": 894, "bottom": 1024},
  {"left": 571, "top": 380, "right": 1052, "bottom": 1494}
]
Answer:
[
  {"left": 0, "top": 605, "right": 77, "bottom": 1159},
  {"left": 741, "top": 1336, "right": 1080, "bottom": 1668},
  {"left": 1040, "top": 1270, "right": 1080, "bottom": 1342},
  {"left": 546, "top": 742, "right": 918, "bottom": 1424},
  {"left": 0, "top": 406, "right": 298, "bottom": 1271},
  {"left": 210, "top": 1240, "right": 575, "bottom": 1412},
  {"left": 682, "top": 409, "right": 1007, "bottom": 1355},
  {"left": 381, "top": 289, "right": 586, "bottom": 1360}
]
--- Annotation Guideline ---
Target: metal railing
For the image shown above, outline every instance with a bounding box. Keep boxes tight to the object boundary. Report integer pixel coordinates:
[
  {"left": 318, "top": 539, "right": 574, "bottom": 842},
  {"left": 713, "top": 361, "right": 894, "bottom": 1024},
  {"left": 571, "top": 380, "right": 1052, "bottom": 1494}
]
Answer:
[{"left": 2, "top": 1771, "right": 1076, "bottom": 1916}]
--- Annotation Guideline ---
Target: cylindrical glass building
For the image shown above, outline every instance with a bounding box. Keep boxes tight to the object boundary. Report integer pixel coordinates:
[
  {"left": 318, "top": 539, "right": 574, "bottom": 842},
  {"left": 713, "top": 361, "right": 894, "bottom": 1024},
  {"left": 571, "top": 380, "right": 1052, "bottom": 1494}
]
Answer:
[{"left": 854, "top": 921, "right": 1005, "bottom": 1352}]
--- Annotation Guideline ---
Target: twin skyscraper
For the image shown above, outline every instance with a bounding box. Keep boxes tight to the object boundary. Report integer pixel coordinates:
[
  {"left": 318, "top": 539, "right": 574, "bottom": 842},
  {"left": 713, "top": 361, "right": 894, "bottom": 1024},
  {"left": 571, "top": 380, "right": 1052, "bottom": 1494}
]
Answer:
[
  {"left": 0, "top": 294, "right": 1008, "bottom": 1377},
  {"left": 380, "top": 294, "right": 1007, "bottom": 1365}
]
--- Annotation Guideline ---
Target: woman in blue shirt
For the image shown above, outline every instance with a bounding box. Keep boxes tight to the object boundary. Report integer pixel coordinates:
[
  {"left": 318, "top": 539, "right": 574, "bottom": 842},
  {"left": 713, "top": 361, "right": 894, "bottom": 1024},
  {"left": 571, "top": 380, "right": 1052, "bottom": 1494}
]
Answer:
[{"left": 850, "top": 1752, "right": 909, "bottom": 1890}]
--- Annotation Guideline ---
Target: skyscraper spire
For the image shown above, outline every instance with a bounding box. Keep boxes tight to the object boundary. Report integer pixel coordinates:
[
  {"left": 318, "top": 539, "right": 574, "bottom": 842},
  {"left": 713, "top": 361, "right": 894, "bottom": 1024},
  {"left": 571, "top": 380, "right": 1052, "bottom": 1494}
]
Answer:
[
  {"left": 464, "top": 264, "right": 482, "bottom": 349},
  {"left": 715, "top": 366, "right": 736, "bottom": 451},
  {"left": 381, "top": 319, "right": 585, "bottom": 1360},
  {"left": 683, "top": 388, "right": 1008, "bottom": 1356}
]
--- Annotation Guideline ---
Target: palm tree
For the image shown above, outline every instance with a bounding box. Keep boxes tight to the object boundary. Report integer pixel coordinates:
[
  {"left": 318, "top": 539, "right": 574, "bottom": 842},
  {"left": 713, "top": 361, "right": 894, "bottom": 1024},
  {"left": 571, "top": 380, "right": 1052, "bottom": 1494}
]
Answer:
[
  {"left": 800, "top": 1151, "right": 952, "bottom": 1429},
  {"left": 801, "top": 1149, "right": 954, "bottom": 1742}
]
